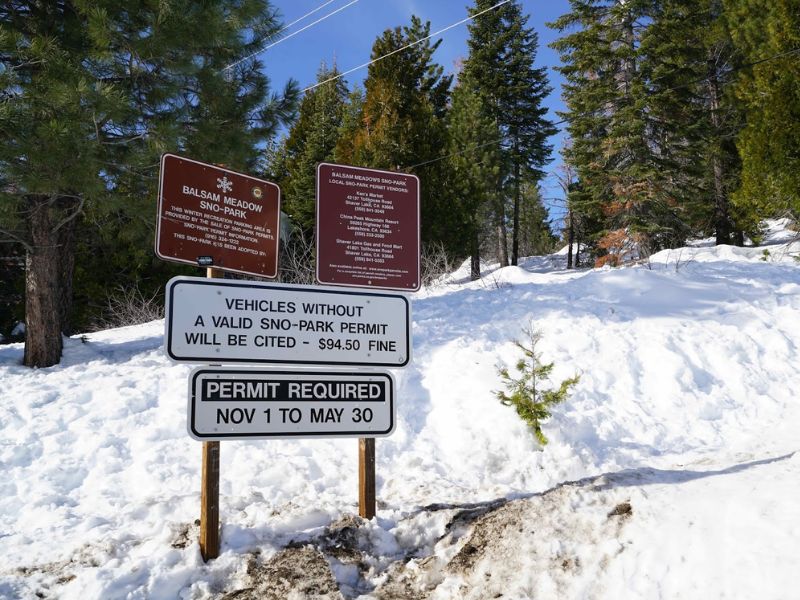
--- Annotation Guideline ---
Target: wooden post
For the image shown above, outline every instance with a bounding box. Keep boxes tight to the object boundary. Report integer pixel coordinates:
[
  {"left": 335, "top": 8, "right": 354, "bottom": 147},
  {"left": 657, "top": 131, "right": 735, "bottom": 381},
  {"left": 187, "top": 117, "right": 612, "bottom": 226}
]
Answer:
[
  {"left": 200, "top": 439, "right": 220, "bottom": 560},
  {"left": 359, "top": 437, "right": 376, "bottom": 519},
  {"left": 200, "top": 266, "right": 223, "bottom": 561}
]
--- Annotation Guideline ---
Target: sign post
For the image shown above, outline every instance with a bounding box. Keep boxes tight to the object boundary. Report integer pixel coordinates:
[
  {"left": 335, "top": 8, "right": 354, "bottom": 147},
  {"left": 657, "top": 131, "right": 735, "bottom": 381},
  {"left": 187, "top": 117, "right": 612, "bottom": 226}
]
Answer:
[
  {"left": 316, "top": 162, "right": 421, "bottom": 520},
  {"left": 359, "top": 438, "right": 376, "bottom": 519},
  {"left": 200, "top": 267, "right": 222, "bottom": 562}
]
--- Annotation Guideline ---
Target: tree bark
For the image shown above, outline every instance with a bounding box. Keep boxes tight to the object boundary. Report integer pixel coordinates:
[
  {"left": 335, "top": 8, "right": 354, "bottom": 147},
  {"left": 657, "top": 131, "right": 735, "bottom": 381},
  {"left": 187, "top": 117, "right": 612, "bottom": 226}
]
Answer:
[
  {"left": 511, "top": 155, "right": 520, "bottom": 266},
  {"left": 495, "top": 180, "right": 509, "bottom": 268},
  {"left": 567, "top": 208, "right": 575, "bottom": 269},
  {"left": 496, "top": 217, "right": 508, "bottom": 267},
  {"left": 707, "top": 66, "right": 732, "bottom": 245},
  {"left": 470, "top": 229, "right": 481, "bottom": 281},
  {"left": 24, "top": 196, "right": 64, "bottom": 367},
  {"left": 57, "top": 198, "right": 79, "bottom": 335}
]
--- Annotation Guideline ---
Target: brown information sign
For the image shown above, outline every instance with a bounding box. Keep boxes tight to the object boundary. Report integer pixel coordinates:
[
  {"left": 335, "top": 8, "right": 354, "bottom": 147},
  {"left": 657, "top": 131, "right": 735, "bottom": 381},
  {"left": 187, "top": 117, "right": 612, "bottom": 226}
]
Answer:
[
  {"left": 316, "top": 163, "right": 420, "bottom": 291},
  {"left": 156, "top": 154, "right": 280, "bottom": 278}
]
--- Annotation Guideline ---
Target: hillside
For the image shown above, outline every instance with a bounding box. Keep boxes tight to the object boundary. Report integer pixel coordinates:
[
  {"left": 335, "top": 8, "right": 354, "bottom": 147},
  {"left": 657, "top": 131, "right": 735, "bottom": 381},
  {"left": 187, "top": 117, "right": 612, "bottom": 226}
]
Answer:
[{"left": 1, "top": 221, "right": 799, "bottom": 599}]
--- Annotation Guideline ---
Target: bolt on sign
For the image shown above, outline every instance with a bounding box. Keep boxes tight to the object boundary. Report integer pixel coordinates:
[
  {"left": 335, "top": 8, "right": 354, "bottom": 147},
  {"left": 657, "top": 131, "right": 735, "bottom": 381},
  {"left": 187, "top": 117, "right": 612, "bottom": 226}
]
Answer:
[
  {"left": 156, "top": 153, "right": 281, "bottom": 277},
  {"left": 188, "top": 368, "right": 395, "bottom": 440},
  {"left": 164, "top": 276, "right": 411, "bottom": 367},
  {"left": 316, "top": 163, "right": 420, "bottom": 291}
]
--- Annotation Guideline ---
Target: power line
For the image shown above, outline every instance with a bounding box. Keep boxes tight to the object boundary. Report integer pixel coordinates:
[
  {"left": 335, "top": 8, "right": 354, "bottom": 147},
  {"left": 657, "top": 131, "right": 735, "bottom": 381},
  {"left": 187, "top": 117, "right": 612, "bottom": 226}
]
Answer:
[
  {"left": 658, "top": 46, "right": 800, "bottom": 95},
  {"left": 282, "top": 0, "right": 339, "bottom": 31},
  {"left": 408, "top": 115, "right": 568, "bottom": 170},
  {"left": 301, "top": 0, "right": 511, "bottom": 94},
  {"left": 224, "top": 0, "right": 361, "bottom": 72},
  {"left": 410, "top": 46, "right": 800, "bottom": 172}
]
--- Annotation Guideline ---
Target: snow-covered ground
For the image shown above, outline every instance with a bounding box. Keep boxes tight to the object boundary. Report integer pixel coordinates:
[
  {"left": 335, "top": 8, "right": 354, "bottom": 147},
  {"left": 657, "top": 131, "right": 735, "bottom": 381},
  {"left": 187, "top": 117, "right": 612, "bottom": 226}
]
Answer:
[{"left": 1, "top": 221, "right": 799, "bottom": 599}]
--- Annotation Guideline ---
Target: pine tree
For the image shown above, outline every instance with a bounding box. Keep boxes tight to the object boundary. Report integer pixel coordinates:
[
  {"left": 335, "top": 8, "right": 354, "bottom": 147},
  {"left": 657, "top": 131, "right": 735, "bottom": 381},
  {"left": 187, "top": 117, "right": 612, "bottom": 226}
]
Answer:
[
  {"left": 724, "top": 0, "right": 800, "bottom": 223},
  {"left": 333, "top": 86, "right": 365, "bottom": 165},
  {"left": 517, "top": 183, "right": 556, "bottom": 257},
  {"left": 447, "top": 85, "right": 502, "bottom": 279},
  {"left": 550, "top": 0, "right": 736, "bottom": 264},
  {"left": 462, "top": 0, "right": 555, "bottom": 266},
  {"left": 0, "top": 1, "right": 297, "bottom": 367},
  {"left": 641, "top": 0, "right": 744, "bottom": 245},
  {"left": 338, "top": 17, "right": 459, "bottom": 253},
  {"left": 497, "top": 323, "right": 580, "bottom": 446},
  {"left": 280, "top": 63, "right": 348, "bottom": 235}
]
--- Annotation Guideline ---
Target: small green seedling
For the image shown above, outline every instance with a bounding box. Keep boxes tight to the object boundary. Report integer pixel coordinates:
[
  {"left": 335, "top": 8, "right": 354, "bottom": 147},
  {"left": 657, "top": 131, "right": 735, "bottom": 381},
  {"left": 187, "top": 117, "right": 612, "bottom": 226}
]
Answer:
[{"left": 496, "top": 323, "right": 580, "bottom": 445}]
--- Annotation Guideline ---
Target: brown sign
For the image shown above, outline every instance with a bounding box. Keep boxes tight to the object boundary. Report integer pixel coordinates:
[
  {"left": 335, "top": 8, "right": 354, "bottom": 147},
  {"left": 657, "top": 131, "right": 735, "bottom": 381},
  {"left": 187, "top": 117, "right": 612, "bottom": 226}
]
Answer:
[
  {"left": 155, "top": 154, "right": 280, "bottom": 277},
  {"left": 316, "top": 163, "right": 420, "bottom": 291}
]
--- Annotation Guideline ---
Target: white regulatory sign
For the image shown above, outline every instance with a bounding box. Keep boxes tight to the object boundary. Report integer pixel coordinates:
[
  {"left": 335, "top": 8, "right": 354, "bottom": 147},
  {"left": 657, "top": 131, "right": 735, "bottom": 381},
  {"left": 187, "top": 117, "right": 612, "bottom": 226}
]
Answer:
[
  {"left": 188, "top": 368, "right": 395, "bottom": 440},
  {"left": 164, "top": 276, "right": 410, "bottom": 367}
]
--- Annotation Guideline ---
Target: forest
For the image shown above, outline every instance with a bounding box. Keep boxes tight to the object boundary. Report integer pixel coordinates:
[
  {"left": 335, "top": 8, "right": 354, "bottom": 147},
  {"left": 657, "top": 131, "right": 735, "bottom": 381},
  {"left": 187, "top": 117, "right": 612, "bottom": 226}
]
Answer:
[{"left": 1, "top": 0, "right": 798, "bottom": 367}]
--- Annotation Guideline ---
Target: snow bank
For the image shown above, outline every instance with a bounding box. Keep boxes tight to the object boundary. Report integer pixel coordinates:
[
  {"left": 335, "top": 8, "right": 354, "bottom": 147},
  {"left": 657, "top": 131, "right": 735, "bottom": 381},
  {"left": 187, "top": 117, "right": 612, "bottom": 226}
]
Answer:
[{"left": 1, "top": 223, "right": 798, "bottom": 598}]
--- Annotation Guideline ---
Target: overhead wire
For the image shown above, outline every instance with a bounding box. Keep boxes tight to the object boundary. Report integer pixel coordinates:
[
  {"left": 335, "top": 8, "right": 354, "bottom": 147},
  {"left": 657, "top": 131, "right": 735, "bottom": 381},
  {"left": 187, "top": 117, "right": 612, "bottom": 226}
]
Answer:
[
  {"left": 410, "top": 46, "right": 800, "bottom": 171},
  {"left": 282, "top": 0, "right": 340, "bottom": 32},
  {"left": 223, "top": 0, "right": 361, "bottom": 72},
  {"left": 301, "top": 0, "right": 511, "bottom": 94}
]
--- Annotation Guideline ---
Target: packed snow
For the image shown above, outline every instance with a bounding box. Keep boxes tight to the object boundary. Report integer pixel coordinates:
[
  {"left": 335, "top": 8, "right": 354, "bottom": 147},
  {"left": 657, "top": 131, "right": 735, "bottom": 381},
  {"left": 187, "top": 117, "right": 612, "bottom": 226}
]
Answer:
[{"left": 1, "top": 221, "right": 799, "bottom": 599}]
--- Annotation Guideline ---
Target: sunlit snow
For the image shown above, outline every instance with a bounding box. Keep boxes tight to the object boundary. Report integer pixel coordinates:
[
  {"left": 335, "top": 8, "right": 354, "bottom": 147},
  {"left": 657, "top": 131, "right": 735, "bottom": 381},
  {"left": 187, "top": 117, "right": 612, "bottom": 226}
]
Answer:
[{"left": 1, "top": 221, "right": 798, "bottom": 599}]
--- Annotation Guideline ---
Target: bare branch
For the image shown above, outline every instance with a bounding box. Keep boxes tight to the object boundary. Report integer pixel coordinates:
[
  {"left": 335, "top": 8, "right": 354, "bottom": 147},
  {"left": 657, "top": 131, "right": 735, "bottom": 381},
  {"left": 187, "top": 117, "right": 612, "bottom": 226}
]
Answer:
[
  {"left": 0, "top": 226, "right": 33, "bottom": 252},
  {"left": 52, "top": 196, "right": 86, "bottom": 233}
]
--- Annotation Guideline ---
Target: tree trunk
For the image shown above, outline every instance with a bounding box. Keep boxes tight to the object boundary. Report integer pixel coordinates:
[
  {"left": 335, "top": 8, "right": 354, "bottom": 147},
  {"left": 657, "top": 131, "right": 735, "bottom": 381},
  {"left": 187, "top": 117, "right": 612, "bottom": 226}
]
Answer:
[
  {"left": 496, "top": 218, "right": 508, "bottom": 267},
  {"left": 57, "top": 199, "right": 79, "bottom": 335},
  {"left": 495, "top": 185, "right": 509, "bottom": 268},
  {"left": 24, "top": 196, "right": 64, "bottom": 367},
  {"left": 707, "top": 67, "right": 732, "bottom": 245},
  {"left": 567, "top": 208, "right": 575, "bottom": 269},
  {"left": 470, "top": 229, "right": 481, "bottom": 281},
  {"left": 511, "top": 153, "right": 520, "bottom": 266}
]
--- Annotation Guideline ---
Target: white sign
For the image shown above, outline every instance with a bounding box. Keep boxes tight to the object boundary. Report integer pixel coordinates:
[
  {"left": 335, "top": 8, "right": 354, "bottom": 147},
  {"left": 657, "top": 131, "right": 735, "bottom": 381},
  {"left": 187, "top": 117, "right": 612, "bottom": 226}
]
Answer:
[
  {"left": 188, "top": 368, "right": 395, "bottom": 440},
  {"left": 164, "top": 276, "right": 410, "bottom": 367}
]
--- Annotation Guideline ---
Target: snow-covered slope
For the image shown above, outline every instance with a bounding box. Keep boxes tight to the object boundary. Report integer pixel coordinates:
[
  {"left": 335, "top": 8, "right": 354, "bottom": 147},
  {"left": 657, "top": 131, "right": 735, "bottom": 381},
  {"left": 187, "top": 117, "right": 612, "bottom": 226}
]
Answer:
[{"left": 1, "top": 223, "right": 799, "bottom": 599}]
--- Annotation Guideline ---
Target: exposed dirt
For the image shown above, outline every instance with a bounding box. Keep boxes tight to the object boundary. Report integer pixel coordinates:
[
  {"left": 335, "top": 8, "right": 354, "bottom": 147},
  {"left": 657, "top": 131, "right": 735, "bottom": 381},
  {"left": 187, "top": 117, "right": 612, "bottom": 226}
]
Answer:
[
  {"left": 5, "top": 476, "right": 634, "bottom": 599},
  {"left": 221, "top": 546, "right": 343, "bottom": 600}
]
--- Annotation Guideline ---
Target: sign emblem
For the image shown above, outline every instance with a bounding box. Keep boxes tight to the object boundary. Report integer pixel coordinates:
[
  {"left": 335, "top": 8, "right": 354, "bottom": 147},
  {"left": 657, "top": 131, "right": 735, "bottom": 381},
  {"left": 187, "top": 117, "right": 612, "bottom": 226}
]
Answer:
[{"left": 216, "top": 176, "right": 233, "bottom": 193}]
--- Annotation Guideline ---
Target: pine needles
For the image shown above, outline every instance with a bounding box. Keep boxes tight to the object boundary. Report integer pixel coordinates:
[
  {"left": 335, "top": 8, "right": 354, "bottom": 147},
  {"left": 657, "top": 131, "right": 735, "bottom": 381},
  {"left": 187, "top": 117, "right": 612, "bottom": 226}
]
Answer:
[{"left": 496, "top": 323, "right": 579, "bottom": 445}]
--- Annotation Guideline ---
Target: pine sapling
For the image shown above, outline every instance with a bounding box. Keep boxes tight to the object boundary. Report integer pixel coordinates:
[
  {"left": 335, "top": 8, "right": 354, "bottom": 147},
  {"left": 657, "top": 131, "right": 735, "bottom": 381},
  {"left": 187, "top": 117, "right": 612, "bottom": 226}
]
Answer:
[{"left": 496, "top": 324, "right": 579, "bottom": 445}]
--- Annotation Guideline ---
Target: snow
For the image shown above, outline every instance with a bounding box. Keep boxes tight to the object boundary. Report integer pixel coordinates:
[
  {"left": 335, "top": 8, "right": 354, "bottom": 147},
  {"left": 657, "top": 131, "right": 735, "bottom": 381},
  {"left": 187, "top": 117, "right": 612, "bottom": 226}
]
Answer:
[{"left": 1, "top": 221, "right": 799, "bottom": 598}]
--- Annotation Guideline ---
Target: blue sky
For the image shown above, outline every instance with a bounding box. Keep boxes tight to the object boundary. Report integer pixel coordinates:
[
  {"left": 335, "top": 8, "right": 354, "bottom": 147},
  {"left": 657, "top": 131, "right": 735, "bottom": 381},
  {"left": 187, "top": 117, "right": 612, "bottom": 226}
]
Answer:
[{"left": 262, "top": 0, "right": 573, "bottom": 226}]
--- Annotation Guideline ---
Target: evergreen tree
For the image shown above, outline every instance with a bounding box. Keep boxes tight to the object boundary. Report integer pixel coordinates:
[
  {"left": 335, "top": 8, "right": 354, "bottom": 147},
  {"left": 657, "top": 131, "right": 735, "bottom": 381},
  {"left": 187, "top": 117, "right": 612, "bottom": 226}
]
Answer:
[
  {"left": 497, "top": 323, "right": 580, "bottom": 446},
  {"left": 447, "top": 85, "right": 502, "bottom": 279},
  {"left": 724, "top": 0, "right": 800, "bottom": 223},
  {"left": 0, "top": 1, "right": 297, "bottom": 367},
  {"left": 280, "top": 63, "right": 348, "bottom": 235},
  {"left": 462, "top": 0, "right": 555, "bottom": 266},
  {"left": 338, "top": 17, "right": 458, "bottom": 253},
  {"left": 550, "top": 0, "right": 744, "bottom": 264},
  {"left": 641, "top": 0, "right": 744, "bottom": 245},
  {"left": 333, "top": 85, "right": 364, "bottom": 165},
  {"left": 517, "top": 183, "right": 556, "bottom": 257}
]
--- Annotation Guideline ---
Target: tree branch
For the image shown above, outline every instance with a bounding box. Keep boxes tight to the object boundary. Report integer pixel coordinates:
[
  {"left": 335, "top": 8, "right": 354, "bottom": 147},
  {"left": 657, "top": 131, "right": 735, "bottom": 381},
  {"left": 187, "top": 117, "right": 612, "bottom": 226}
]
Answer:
[
  {"left": 0, "top": 226, "right": 33, "bottom": 253},
  {"left": 51, "top": 196, "right": 85, "bottom": 233}
]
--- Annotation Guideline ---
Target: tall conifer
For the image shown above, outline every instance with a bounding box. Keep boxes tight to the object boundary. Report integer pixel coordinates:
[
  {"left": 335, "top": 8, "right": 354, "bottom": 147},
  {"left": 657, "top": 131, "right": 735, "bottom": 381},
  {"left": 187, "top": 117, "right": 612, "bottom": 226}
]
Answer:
[
  {"left": 338, "top": 17, "right": 458, "bottom": 252},
  {"left": 0, "top": 1, "right": 297, "bottom": 366},
  {"left": 724, "top": 0, "right": 800, "bottom": 223},
  {"left": 279, "top": 63, "right": 348, "bottom": 235},
  {"left": 461, "top": 0, "right": 555, "bottom": 266},
  {"left": 447, "top": 85, "right": 502, "bottom": 279}
]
